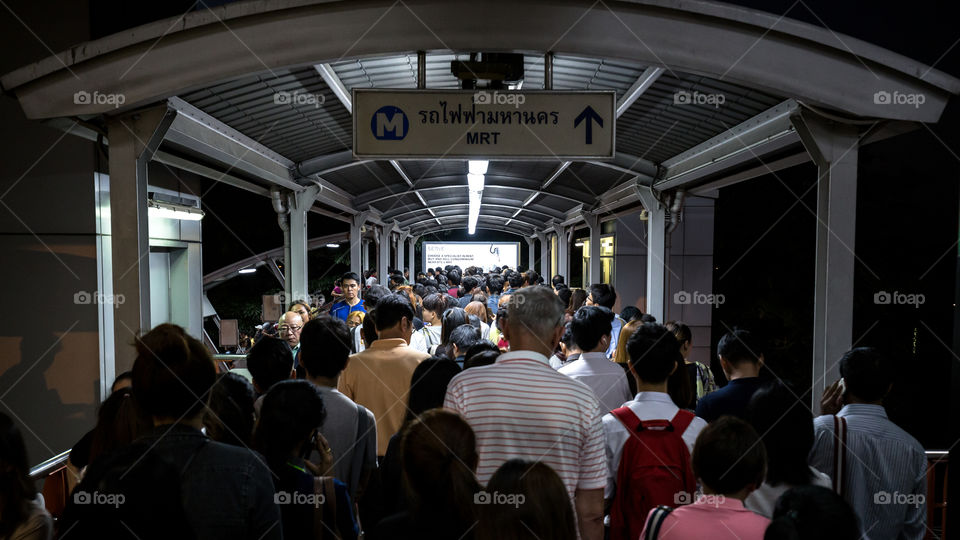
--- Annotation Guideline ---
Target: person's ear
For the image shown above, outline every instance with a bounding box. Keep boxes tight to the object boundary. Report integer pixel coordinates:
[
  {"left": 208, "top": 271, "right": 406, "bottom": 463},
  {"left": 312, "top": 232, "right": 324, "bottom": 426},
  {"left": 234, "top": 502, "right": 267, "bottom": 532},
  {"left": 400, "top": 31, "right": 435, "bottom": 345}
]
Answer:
[
  {"left": 669, "top": 361, "right": 678, "bottom": 376},
  {"left": 289, "top": 368, "right": 297, "bottom": 380},
  {"left": 757, "top": 354, "right": 765, "bottom": 368},
  {"left": 719, "top": 355, "right": 731, "bottom": 373}
]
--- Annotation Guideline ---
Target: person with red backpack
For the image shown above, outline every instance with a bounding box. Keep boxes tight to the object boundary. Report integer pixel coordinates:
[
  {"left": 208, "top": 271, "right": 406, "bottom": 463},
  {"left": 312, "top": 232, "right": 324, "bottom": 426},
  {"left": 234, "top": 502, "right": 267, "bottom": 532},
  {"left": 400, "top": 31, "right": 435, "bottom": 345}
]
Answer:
[{"left": 602, "top": 323, "right": 708, "bottom": 540}]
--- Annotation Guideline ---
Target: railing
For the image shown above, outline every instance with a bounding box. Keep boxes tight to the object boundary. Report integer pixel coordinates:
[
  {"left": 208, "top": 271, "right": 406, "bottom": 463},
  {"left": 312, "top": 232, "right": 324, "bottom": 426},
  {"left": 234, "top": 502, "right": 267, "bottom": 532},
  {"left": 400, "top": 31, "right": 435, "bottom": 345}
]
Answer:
[
  {"left": 213, "top": 354, "right": 247, "bottom": 371},
  {"left": 29, "top": 449, "right": 71, "bottom": 480}
]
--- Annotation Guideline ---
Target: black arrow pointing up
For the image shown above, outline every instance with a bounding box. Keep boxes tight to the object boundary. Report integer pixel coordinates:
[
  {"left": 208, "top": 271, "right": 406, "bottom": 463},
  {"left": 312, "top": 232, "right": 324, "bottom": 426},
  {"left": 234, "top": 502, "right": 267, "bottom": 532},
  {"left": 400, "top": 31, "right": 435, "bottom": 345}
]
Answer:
[{"left": 574, "top": 106, "right": 603, "bottom": 144}]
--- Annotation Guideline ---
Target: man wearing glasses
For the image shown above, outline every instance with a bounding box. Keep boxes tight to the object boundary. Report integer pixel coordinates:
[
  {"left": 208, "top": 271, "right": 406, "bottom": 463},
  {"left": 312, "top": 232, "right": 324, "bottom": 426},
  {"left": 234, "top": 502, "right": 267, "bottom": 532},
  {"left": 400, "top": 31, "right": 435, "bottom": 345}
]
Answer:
[
  {"left": 330, "top": 271, "right": 366, "bottom": 323},
  {"left": 278, "top": 311, "right": 305, "bottom": 364}
]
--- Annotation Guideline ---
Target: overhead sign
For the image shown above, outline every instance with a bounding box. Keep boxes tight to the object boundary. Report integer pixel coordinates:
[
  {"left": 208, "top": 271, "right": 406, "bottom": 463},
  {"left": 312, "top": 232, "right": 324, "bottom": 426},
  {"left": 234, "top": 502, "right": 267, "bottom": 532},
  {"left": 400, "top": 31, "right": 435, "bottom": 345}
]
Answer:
[
  {"left": 423, "top": 242, "right": 520, "bottom": 272},
  {"left": 354, "top": 89, "right": 615, "bottom": 160}
]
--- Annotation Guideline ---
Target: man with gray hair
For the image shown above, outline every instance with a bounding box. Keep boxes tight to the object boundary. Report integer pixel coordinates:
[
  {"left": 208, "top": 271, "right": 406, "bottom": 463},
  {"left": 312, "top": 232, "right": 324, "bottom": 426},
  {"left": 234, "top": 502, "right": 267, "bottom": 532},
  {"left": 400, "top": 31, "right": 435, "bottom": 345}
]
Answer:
[{"left": 444, "top": 286, "right": 606, "bottom": 540}]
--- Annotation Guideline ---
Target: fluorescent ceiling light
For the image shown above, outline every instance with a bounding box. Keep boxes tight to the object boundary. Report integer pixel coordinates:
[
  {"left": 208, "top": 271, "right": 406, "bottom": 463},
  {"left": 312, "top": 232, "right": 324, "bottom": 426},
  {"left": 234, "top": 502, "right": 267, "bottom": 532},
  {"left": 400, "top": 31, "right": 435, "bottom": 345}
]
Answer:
[
  {"left": 326, "top": 243, "right": 340, "bottom": 248},
  {"left": 148, "top": 199, "right": 204, "bottom": 221},
  {"left": 468, "top": 190, "right": 482, "bottom": 235},
  {"left": 238, "top": 267, "right": 257, "bottom": 274},
  {"left": 468, "top": 160, "right": 488, "bottom": 175},
  {"left": 574, "top": 242, "right": 585, "bottom": 247},
  {"left": 467, "top": 172, "right": 485, "bottom": 192}
]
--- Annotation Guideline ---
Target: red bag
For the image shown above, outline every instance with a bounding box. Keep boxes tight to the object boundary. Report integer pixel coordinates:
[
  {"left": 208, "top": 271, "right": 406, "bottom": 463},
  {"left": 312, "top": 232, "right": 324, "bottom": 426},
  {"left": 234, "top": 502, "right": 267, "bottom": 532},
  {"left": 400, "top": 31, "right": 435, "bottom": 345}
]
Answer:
[{"left": 609, "top": 407, "right": 696, "bottom": 540}]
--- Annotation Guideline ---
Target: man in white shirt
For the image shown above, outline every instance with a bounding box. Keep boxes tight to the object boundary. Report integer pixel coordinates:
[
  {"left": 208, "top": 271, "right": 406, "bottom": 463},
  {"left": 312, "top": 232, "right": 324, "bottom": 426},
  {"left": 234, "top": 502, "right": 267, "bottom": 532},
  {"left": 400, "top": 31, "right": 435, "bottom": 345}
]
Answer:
[
  {"left": 603, "top": 322, "right": 707, "bottom": 503},
  {"left": 560, "top": 306, "right": 632, "bottom": 413},
  {"left": 445, "top": 287, "right": 606, "bottom": 540}
]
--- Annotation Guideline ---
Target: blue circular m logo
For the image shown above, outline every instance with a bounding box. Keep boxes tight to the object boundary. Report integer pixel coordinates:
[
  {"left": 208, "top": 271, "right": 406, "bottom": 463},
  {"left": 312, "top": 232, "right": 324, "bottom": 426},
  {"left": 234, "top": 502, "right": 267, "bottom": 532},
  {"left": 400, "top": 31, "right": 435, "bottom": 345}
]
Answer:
[{"left": 371, "top": 106, "right": 408, "bottom": 140}]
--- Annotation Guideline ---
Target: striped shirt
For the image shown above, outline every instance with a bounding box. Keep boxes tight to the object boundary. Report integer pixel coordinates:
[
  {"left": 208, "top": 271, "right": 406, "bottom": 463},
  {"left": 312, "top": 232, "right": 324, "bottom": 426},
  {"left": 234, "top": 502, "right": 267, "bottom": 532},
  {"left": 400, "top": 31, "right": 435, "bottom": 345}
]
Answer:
[
  {"left": 809, "top": 404, "right": 926, "bottom": 540},
  {"left": 443, "top": 350, "right": 607, "bottom": 497}
]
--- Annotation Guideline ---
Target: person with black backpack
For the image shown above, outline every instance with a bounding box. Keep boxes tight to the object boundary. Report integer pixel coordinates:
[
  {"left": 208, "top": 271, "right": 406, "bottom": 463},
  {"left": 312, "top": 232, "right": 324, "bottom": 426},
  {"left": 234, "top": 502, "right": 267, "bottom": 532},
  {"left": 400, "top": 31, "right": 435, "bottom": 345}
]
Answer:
[{"left": 602, "top": 322, "right": 708, "bottom": 540}]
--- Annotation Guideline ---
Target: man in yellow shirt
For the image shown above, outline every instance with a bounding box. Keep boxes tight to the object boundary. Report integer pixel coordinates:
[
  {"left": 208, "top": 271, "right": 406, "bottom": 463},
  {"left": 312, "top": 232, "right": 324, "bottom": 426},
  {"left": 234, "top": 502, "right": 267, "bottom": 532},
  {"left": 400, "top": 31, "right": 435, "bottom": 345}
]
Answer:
[{"left": 339, "top": 293, "right": 429, "bottom": 456}]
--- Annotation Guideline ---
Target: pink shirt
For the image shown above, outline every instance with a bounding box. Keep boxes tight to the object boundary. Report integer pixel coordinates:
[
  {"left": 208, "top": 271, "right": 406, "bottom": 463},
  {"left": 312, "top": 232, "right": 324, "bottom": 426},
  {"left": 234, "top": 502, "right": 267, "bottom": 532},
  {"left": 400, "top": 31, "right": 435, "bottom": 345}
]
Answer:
[{"left": 641, "top": 496, "right": 770, "bottom": 539}]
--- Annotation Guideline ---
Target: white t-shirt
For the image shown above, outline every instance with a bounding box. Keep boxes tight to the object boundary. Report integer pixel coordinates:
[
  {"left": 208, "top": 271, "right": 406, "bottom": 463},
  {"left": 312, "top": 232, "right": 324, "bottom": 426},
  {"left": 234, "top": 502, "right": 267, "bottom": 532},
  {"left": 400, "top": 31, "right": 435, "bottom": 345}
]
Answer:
[
  {"left": 409, "top": 325, "right": 441, "bottom": 353},
  {"left": 744, "top": 467, "right": 832, "bottom": 518}
]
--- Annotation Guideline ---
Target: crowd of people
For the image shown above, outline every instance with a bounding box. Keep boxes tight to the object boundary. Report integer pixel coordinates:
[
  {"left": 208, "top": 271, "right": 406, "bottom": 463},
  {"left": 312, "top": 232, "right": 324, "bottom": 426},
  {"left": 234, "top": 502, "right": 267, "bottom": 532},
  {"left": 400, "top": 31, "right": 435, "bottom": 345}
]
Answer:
[{"left": 0, "top": 264, "right": 930, "bottom": 540}]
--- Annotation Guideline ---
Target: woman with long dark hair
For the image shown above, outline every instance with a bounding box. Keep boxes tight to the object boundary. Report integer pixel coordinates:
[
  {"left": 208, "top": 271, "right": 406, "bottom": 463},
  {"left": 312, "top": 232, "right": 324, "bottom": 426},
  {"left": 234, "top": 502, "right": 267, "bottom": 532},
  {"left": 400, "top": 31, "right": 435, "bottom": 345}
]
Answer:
[{"left": 0, "top": 412, "right": 52, "bottom": 540}]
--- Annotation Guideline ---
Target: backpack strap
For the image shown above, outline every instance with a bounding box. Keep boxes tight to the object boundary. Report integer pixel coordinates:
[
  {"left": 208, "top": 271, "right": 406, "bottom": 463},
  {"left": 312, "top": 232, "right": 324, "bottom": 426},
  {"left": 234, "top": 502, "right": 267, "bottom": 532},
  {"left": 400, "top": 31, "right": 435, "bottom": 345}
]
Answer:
[
  {"left": 832, "top": 415, "right": 847, "bottom": 497},
  {"left": 670, "top": 410, "right": 695, "bottom": 434},
  {"left": 611, "top": 406, "right": 643, "bottom": 433},
  {"left": 643, "top": 505, "right": 674, "bottom": 540}
]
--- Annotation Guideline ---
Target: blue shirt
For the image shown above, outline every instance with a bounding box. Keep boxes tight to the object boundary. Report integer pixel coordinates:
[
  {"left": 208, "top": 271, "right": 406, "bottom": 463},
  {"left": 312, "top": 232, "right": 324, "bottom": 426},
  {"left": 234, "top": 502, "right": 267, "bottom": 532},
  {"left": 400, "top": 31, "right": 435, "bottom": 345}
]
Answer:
[
  {"left": 330, "top": 299, "right": 365, "bottom": 322},
  {"left": 809, "top": 404, "right": 926, "bottom": 540},
  {"left": 694, "top": 376, "right": 763, "bottom": 422},
  {"left": 487, "top": 293, "right": 501, "bottom": 315}
]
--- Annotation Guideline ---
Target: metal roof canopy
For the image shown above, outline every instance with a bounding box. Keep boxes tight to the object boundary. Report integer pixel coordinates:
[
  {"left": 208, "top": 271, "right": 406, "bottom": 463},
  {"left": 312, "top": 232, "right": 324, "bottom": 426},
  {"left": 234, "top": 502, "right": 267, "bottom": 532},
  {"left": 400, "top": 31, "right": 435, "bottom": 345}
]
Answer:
[{"left": 3, "top": 0, "right": 958, "bottom": 238}]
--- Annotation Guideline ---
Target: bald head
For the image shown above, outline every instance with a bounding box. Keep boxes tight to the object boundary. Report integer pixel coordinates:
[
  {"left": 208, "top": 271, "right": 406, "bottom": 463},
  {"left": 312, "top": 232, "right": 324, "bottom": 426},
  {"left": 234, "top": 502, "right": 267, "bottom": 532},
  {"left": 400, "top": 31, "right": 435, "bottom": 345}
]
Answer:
[{"left": 279, "top": 311, "right": 304, "bottom": 348}]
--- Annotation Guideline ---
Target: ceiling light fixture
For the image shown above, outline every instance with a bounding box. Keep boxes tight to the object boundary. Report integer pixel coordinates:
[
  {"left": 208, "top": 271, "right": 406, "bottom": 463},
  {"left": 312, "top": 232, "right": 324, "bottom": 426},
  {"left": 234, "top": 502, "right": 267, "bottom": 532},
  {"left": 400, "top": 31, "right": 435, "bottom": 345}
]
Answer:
[{"left": 238, "top": 267, "right": 257, "bottom": 274}]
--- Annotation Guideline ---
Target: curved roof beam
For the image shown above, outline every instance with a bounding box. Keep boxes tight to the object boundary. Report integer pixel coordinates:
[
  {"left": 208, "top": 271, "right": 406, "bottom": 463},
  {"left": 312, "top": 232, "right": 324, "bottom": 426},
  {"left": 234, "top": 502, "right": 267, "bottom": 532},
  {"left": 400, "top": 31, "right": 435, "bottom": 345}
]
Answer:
[
  {"left": 406, "top": 214, "right": 539, "bottom": 234},
  {"left": 3, "top": 0, "right": 958, "bottom": 122},
  {"left": 356, "top": 175, "right": 586, "bottom": 207},
  {"left": 416, "top": 224, "right": 531, "bottom": 238},
  {"left": 382, "top": 202, "right": 563, "bottom": 223}
]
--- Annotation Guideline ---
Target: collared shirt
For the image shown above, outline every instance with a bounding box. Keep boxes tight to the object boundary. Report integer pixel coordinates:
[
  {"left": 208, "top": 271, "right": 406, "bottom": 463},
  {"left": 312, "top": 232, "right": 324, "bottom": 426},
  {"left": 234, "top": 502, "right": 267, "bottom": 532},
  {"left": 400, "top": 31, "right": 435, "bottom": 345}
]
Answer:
[
  {"left": 314, "top": 385, "right": 378, "bottom": 499},
  {"left": 694, "top": 376, "right": 763, "bottom": 422},
  {"left": 640, "top": 495, "right": 770, "bottom": 539},
  {"left": 809, "top": 404, "right": 926, "bottom": 540},
  {"left": 330, "top": 298, "right": 366, "bottom": 322},
  {"left": 443, "top": 350, "right": 606, "bottom": 497},
  {"left": 744, "top": 467, "right": 832, "bottom": 518},
  {"left": 339, "top": 338, "right": 429, "bottom": 454},
  {"left": 559, "top": 351, "right": 632, "bottom": 413},
  {"left": 602, "top": 392, "right": 707, "bottom": 500},
  {"left": 605, "top": 316, "right": 624, "bottom": 358},
  {"left": 409, "top": 325, "right": 441, "bottom": 353}
]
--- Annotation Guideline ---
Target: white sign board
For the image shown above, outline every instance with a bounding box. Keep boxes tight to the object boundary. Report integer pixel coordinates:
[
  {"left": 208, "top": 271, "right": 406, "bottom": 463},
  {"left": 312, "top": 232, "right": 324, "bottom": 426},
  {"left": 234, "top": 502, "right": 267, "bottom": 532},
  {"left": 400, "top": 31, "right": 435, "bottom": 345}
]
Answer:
[
  {"left": 354, "top": 89, "right": 615, "bottom": 160},
  {"left": 423, "top": 242, "right": 519, "bottom": 272}
]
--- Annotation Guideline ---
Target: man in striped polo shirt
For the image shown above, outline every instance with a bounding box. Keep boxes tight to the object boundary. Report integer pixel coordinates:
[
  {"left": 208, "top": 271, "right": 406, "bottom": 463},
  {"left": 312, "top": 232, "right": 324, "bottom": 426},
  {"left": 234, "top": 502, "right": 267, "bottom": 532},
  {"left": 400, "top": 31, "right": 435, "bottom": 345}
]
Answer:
[{"left": 444, "top": 286, "right": 606, "bottom": 540}]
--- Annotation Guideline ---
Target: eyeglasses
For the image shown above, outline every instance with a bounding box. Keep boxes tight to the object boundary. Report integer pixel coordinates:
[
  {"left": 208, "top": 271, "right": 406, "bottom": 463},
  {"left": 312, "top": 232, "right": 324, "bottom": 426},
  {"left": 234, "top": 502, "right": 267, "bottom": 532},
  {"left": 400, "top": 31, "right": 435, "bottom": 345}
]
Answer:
[{"left": 278, "top": 325, "right": 302, "bottom": 334}]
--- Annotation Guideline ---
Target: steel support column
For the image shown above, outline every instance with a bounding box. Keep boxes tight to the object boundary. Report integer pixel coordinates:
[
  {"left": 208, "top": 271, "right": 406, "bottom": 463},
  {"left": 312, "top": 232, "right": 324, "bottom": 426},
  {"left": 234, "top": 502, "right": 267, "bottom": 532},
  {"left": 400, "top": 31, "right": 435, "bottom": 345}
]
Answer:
[
  {"left": 107, "top": 105, "right": 175, "bottom": 372},
  {"left": 379, "top": 222, "right": 395, "bottom": 284},
  {"left": 397, "top": 229, "right": 409, "bottom": 275},
  {"left": 361, "top": 239, "right": 370, "bottom": 271},
  {"left": 552, "top": 224, "right": 569, "bottom": 281},
  {"left": 537, "top": 232, "right": 550, "bottom": 280},
  {"left": 525, "top": 237, "right": 536, "bottom": 272},
  {"left": 350, "top": 213, "right": 367, "bottom": 276},
  {"left": 792, "top": 111, "right": 860, "bottom": 411},
  {"left": 408, "top": 235, "right": 418, "bottom": 277},
  {"left": 288, "top": 186, "right": 319, "bottom": 303},
  {"left": 636, "top": 187, "right": 666, "bottom": 322},
  {"left": 583, "top": 211, "right": 602, "bottom": 285}
]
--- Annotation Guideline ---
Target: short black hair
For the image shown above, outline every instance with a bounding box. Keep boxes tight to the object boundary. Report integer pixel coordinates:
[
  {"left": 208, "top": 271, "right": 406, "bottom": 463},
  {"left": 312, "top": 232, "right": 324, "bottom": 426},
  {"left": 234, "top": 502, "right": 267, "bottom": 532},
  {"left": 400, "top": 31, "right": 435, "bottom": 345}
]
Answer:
[
  {"left": 363, "top": 284, "right": 392, "bottom": 309},
  {"left": 507, "top": 271, "right": 524, "bottom": 288},
  {"left": 486, "top": 275, "right": 504, "bottom": 294},
  {"left": 404, "top": 358, "right": 462, "bottom": 425},
  {"left": 462, "top": 276, "right": 479, "bottom": 292},
  {"left": 374, "top": 293, "right": 416, "bottom": 331},
  {"left": 255, "top": 380, "right": 326, "bottom": 467},
  {"left": 766, "top": 486, "right": 861, "bottom": 540},
  {"left": 422, "top": 293, "right": 446, "bottom": 315},
  {"left": 299, "top": 315, "right": 352, "bottom": 379},
  {"left": 388, "top": 274, "right": 405, "bottom": 288},
  {"left": 717, "top": 328, "right": 763, "bottom": 366},
  {"left": 464, "top": 341, "right": 499, "bottom": 365},
  {"left": 551, "top": 274, "right": 565, "bottom": 288},
  {"left": 570, "top": 306, "right": 614, "bottom": 351},
  {"left": 524, "top": 269, "right": 539, "bottom": 285},
  {"left": 204, "top": 372, "right": 256, "bottom": 447},
  {"left": 747, "top": 382, "right": 814, "bottom": 486},
  {"left": 839, "top": 347, "right": 892, "bottom": 402},
  {"left": 447, "top": 269, "right": 462, "bottom": 286},
  {"left": 693, "top": 416, "right": 766, "bottom": 495},
  {"left": 111, "top": 371, "right": 133, "bottom": 392},
  {"left": 620, "top": 306, "right": 642, "bottom": 323},
  {"left": 626, "top": 323, "right": 681, "bottom": 384},
  {"left": 132, "top": 324, "right": 216, "bottom": 419},
  {"left": 245, "top": 336, "right": 293, "bottom": 393},
  {"left": 449, "top": 325, "right": 482, "bottom": 354},
  {"left": 341, "top": 271, "right": 361, "bottom": 285},
  {"left": 441, "top": 307, "right": 470, "bottom": 345},
  {"left": 588, "top": 283, "right": 617, "bottom": 308}
]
